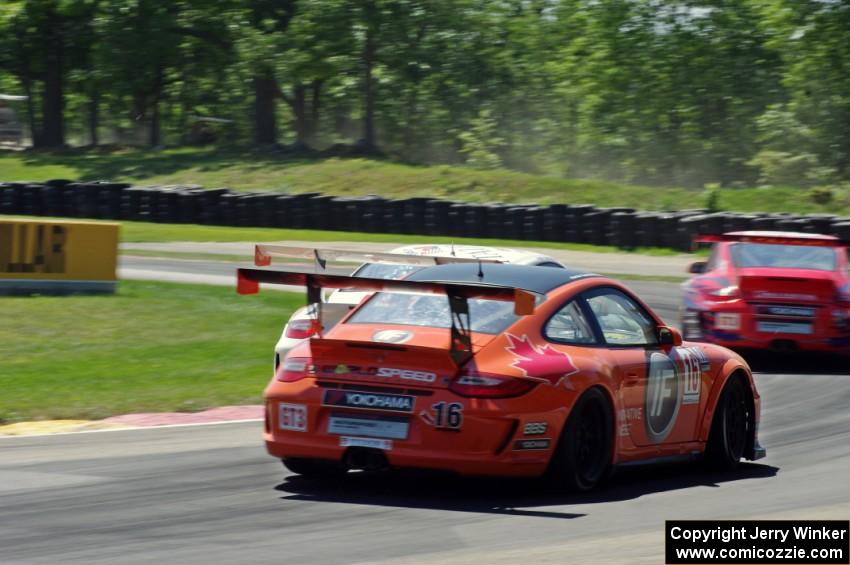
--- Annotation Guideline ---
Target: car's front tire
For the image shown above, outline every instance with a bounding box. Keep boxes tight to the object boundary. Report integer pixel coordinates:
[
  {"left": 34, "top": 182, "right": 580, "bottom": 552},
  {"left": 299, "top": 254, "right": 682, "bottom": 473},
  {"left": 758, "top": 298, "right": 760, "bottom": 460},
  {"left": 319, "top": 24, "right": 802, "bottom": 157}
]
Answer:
[
  {"left": 705, "top": 375, "right": 749, "bottom": 470},
  {"left": 282, "top": 457, "right": 347, "bottom": 479},
  {"left": 547, "top": 387, "right": 613, "bottom": 492}
]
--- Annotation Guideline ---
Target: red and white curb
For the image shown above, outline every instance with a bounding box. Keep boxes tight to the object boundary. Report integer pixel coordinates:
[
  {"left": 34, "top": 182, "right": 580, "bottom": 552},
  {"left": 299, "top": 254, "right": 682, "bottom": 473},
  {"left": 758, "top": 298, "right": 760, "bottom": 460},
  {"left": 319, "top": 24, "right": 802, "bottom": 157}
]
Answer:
[{"left": 0, "top": 405, "right": 263, "bottom": 437}]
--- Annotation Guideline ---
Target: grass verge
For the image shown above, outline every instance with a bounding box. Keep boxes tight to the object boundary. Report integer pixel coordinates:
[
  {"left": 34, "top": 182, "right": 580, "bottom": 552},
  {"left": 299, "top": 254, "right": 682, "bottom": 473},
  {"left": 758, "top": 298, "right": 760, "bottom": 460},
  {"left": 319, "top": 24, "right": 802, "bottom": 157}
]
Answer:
[
  {"left": 0, "top": 280, "right": 300, "bottom": 423},
  {"left": 3, "top": 214, "right": 688, "bottom": 256},
  {"left": 120, "top": 249, "right": 254, "bottom": 262},
  {"left": 119, "top": 220, "right": 686, "bottom": 256},
  {"left": 2, "top": 147, "right": 848, "bottom": 214}
]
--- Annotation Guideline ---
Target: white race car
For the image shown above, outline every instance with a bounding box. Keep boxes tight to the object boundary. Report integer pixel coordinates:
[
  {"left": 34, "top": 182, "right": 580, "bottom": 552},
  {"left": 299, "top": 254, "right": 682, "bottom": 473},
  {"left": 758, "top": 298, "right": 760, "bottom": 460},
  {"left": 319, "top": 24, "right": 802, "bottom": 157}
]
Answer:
[{"left": 255, "top": 244, "right": 565, "bottom": 370}]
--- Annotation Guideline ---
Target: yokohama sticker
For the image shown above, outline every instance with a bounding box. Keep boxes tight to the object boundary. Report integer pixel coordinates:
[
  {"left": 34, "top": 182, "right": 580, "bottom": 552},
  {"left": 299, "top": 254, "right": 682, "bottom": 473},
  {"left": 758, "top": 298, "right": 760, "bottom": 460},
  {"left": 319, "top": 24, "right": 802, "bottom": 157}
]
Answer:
[
  {"left": 323, "top": 390, "right": 415, "bottom": 413},
  {"left": 513, "top": 438, "right": 551, "bottom": 450},
  {"left": 753, "top": 290, "right": 817, "bottom": 302}
]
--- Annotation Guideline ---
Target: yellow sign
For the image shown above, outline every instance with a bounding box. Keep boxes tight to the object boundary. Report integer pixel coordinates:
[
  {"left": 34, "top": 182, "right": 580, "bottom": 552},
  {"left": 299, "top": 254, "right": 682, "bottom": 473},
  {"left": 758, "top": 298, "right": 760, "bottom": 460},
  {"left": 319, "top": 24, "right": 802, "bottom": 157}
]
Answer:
[{"left": 0, "top": 218, "right": 118, "bottom": 292}]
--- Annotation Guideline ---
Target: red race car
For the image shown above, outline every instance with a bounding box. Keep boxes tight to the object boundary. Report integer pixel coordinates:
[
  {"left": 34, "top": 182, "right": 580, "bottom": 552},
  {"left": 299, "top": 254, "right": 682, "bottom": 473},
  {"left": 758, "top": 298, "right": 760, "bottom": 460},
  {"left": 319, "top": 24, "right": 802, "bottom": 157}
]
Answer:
[
  {"left": 239, "top": 262, "right": 765, "bottom": 491},
  {"left": 682, "top": 231, "right": 850, "bottom": 354}
]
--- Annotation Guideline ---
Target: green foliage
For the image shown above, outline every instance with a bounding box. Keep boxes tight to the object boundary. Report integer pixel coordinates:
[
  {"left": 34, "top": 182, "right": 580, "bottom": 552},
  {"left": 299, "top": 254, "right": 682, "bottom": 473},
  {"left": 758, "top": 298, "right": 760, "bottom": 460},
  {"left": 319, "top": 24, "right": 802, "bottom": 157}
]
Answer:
[
  {"left": 544, "top": 0, "right": 782, "bottom": 186},
  {"left": 458, "top": 108, "right": 504, "bottom": 169},
  {"left": 8, "top": 148, "right": 850, "bottom": 216},
  {"left": 808, "top": 186, "right": 833, "bottom": 206},
  {"left": 748, "top": 150, "right": 822, "bottom": 186},
  {"left": 754, "top": 1, "right": 850, "bottom": 178},
  {"left": 703, "top": 184, "right": 722, "bottom": 212},
  {"left": 1, "top": 1, "right": 850, "bottom": 187}
]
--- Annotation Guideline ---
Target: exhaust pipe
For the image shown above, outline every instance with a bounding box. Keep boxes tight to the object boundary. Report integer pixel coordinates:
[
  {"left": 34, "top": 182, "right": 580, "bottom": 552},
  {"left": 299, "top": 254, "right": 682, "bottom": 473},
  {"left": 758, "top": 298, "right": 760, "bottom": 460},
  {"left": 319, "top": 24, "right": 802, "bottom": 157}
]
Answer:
[
  {"left": 770, "top": 339, "right": 798, "bottom": 353},
  {"left": 365, "top": 451, "right": 388, "bottom": 471},
  {"left": 344, "top": 448, "right": 388, "bottom": 471},
  {"left": 344, "top": 448, "right": 368, "bottom": 469}
]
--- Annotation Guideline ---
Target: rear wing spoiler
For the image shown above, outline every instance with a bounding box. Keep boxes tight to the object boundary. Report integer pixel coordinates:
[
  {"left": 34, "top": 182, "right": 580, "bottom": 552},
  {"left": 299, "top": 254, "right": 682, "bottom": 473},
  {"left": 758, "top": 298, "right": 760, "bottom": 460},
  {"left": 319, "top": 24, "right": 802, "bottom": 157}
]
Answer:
[
  {"left": 237, "top": 267, "right": 537, "bottom": 365},
  {"left": 254, "top": 244, "right": 502, "bottom": 268},
  {"left": 695, "top": 233, "right": 845, "bottom": 248}
]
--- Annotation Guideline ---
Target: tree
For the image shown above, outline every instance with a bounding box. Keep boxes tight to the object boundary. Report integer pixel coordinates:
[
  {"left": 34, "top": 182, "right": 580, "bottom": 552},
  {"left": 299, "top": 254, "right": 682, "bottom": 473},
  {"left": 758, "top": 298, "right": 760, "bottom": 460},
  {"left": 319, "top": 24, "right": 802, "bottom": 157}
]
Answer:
[
  {"left": 756, "top": 0, "right": 850, "bottom": 177},
  {"left": 544, "top": 0, "right": 781, "bottom": 186},
  {"left": 95, "top": 0, "right": 233, "bottom": 146},
  {"left": 0, "top": 0, "right": 95, "bottom": 148}
]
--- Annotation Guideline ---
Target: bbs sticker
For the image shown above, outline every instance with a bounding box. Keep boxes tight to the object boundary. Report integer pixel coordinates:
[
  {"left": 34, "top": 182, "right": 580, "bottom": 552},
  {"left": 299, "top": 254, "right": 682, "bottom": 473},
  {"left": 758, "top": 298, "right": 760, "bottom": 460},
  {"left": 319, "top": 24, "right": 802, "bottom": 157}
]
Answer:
[{"left": 523, "top": 422, "right": 547, "bottom": 435}]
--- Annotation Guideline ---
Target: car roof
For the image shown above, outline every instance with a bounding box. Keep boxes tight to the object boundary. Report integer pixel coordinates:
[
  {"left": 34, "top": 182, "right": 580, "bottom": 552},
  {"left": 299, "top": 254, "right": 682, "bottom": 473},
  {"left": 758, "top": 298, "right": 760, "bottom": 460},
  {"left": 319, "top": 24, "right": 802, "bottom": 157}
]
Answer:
[
  {"left": 406, "top": 263, "right": 600, "bottom": 294},
  {"left": 389, "top": 244, "right": 561, "bottom": 266}
]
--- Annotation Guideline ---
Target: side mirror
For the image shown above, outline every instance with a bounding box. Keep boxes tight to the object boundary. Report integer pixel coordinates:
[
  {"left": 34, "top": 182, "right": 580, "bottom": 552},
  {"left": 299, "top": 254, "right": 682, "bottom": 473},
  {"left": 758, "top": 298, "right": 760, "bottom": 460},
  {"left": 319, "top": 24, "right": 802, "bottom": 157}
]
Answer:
[
  {"left": 658, "top": 325, "right": 683, "bottom": 347},
  {"left": 688, "top": 261, "right": 707, "bottom": 274}
]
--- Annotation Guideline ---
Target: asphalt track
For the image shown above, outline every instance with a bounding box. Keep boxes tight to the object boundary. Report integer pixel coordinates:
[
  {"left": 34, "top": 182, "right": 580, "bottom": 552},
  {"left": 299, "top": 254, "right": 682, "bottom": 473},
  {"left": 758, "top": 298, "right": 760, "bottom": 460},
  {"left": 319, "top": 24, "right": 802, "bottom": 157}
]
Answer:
[
  {"left": 117, "top": 255, "right": 681, "bottom": 322},
  {"left": 119, "top": 241, "right": 695, "bottom": 278},
  {"left": 3, "top": 256, "right": 850, "bottom": 564},
  {"left": 119, "top": 255, "right": 258, "bottom": 288}
]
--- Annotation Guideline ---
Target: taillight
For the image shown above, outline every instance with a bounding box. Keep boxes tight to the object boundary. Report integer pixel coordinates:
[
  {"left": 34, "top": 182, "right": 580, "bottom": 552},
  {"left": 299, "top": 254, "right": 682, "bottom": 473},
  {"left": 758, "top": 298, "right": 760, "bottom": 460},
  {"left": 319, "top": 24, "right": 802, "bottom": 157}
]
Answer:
[
  {"left": 832, "top": 308, "right": 850, "bottom": 331},
  {"left": 285, "top": 319, "right": 320, "bottom": 339},
  {"left": 276, "top": 357, "right": 313, "bottom": 382},
  {"left": 836, "top": 285, "right": 850, "bottom": 307},
  {"left": 449, "top": 370, "right": 537, "bottom": 398},
  {"left": 707, "top": 285, "right": 740, "bottom": 299}
]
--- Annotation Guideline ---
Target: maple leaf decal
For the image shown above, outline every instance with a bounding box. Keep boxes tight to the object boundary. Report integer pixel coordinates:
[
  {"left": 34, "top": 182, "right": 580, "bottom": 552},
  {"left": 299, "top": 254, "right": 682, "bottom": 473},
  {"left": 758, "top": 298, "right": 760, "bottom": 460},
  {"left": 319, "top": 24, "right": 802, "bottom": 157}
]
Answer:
[{"left": 505, "top": 333, "right": 579, "bottom": 385}]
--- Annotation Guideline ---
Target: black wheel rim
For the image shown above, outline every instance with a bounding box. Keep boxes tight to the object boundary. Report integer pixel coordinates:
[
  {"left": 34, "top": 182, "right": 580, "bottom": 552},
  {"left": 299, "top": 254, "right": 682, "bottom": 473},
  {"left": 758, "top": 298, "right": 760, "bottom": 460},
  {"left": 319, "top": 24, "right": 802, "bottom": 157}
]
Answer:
[
  {"left": 724, "top": 381, "right": 747, "bottom": 460},
  {"left": 573, "top": 400, "right": 607, "bottom": 482}
]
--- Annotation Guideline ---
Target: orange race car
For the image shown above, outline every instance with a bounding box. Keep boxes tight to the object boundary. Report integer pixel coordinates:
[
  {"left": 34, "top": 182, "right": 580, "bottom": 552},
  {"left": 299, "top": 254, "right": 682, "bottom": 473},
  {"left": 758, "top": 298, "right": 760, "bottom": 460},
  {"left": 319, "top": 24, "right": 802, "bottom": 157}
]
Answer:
[{"left": 238, "top": 263, "right": 766, "bottom": 491}]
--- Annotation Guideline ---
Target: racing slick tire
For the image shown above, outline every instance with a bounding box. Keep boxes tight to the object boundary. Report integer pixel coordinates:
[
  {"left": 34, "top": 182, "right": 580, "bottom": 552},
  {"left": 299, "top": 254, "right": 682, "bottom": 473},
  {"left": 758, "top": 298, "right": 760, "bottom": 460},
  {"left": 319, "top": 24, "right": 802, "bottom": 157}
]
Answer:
[
  {"left": 547, "top": 387, "right": 614, "bottom": 492},
  {"left": 705, "top": 375, "right": 749, "bottom": 471},
  {"left": 282, "top": 457, "right": 347, "bottom": 479}
]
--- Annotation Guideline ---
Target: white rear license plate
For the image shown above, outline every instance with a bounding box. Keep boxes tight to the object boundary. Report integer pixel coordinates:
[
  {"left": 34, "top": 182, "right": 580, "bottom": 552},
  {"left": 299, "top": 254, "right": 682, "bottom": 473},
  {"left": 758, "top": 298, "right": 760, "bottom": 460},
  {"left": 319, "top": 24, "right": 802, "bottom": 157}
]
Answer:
[
  {"left": 278, "top": 403, "right": 307, "bottom": 431},
  {"left": 339, "top": 437, "right": 392, "bottom": 450},
  {"left": 328, "top": 414, "right": 409, "bottom": 440},
  {"left": 757, "top": 321, "right": 813, "bottom": 335},
  {"left": 715, "top": 313, "right": 741, "bottom": 330}
]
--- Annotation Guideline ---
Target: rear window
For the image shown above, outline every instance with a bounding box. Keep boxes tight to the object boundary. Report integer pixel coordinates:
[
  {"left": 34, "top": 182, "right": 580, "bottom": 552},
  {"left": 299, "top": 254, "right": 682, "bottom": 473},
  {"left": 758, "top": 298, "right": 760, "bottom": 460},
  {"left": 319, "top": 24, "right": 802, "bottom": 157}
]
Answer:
[
  {"left": 730, "top": 243, "right": 837, "bottom": 271},
  {"left": 353, "top": 263, "right": 422, "bottom": 280},
  {"left": 347, "top": 292, "right": 521, "bottom": 334}
]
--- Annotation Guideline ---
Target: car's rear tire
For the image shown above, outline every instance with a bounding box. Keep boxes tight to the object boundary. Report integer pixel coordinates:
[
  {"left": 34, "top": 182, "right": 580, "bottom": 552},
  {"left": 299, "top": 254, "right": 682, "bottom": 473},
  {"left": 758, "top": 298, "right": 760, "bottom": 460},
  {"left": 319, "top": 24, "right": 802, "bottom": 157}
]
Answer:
[
  {"left": 705, "top": 375, "right": 749, "bottom": 471},
  {"left": 547, "top": 387, "right": 613, "bottom": 492},
  {"left": 282, "top": 457, "right": 347, "bottom": 479}
]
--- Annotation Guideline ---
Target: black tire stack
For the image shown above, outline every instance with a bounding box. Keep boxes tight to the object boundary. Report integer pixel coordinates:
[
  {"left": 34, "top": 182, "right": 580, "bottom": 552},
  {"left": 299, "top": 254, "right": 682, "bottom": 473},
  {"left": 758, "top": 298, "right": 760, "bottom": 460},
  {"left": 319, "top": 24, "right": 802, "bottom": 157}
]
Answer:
[{"left": 3, "top": 180, "right": 850, "bottom": 251}]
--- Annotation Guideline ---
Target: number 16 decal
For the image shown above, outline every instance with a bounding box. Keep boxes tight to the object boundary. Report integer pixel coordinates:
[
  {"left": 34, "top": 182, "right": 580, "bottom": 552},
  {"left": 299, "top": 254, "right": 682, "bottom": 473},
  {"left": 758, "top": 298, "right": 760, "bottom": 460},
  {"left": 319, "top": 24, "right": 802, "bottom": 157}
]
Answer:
[{"left": 429, "top": 401, "right": 463, "bottom": 429}]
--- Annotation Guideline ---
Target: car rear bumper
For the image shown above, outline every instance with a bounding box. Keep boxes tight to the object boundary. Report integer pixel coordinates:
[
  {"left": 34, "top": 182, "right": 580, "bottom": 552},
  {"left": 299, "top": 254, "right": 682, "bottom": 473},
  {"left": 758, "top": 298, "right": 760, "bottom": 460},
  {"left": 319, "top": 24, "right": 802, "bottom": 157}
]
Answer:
[
  {"left": 703, "top": 332, "right": 850, "bottom": 353},
  {"left": 263, "top": 379, "right": 573, "bottom": 478},
  {"left": 265, "top": 438, "right": 549, "bottom": 477},
  {"left": 683, "top": 307, "right": 850, "bottom": 353}
]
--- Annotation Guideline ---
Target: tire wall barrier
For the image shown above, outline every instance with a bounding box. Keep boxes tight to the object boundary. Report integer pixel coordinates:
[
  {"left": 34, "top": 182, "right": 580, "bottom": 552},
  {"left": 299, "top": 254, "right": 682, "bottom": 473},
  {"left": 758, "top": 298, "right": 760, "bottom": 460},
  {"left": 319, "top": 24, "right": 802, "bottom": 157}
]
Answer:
[{"left": 3, "top": 181, "right": 850, "bottom": 252}]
